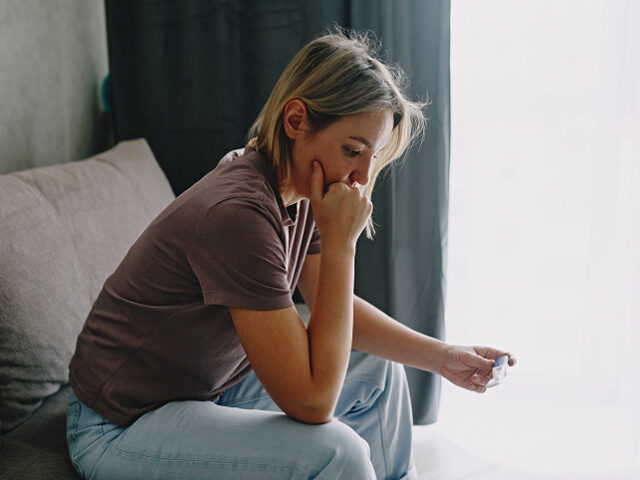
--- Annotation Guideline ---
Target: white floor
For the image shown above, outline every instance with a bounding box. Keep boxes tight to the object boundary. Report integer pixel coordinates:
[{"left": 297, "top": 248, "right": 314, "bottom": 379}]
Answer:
[
  {"left": 412, "top": 422, "right": 640, "bottom": 480},
  {"left": 412, "top": 423, "right": 551, "bottom": 480},
  {"left": 411, "top": 377, "right": 640, "bottom": 480}
]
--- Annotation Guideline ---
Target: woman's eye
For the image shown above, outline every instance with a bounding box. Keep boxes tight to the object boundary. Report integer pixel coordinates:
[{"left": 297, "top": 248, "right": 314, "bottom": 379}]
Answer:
[{"left": 345, "top": 148, "right": 361, "bottom": 157}]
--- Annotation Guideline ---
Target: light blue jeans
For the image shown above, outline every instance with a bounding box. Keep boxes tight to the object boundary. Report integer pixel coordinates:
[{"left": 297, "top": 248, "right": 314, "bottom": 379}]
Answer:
[{"left": 66, "top": 351, "right": 417, "bottom": 479}]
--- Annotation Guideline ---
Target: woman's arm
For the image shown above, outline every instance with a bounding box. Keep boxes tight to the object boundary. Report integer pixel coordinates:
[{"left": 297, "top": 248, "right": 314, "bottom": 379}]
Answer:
[
  {"left": 230, "top": 161, "right": 372, "bottom": 424},
  {"left": 297, "top": 253, "right": 446, "bottom": 372},
  {"left": 297, "top": 253, "right": 517, "bottom": 393},
  {"left": 230, "top": 244, "right": 354, "bottom": 424},
  {"left": 351, "top": 296, "right": 448, "bottom": 373}
]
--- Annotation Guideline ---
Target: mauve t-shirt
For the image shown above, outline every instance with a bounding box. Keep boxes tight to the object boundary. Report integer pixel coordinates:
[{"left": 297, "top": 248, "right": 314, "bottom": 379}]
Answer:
[{"left": 68, "top": 147, "right": 321, "bottom": 427}]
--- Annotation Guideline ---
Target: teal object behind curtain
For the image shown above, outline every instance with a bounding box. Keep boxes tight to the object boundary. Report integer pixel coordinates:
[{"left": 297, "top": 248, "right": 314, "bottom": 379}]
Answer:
[{"left": 105, "top": 0, "right": 450, "bottom": 425}]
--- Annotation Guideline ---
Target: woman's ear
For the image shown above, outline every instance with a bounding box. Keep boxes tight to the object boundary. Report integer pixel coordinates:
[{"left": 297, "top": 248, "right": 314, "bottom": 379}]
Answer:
[{"left": 283, "top": 99, "right": 307, "bottom": 140}]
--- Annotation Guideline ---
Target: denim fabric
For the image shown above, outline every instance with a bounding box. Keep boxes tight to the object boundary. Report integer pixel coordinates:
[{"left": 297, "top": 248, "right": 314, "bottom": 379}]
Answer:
[{"left": 66, "top": 351, "right": 417, "bottom": 479}]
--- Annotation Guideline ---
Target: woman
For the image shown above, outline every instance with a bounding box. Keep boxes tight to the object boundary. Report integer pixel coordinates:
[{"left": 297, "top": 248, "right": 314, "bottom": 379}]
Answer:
[{"left": 66, "top": 31, "right": 516, "bottom": 480}]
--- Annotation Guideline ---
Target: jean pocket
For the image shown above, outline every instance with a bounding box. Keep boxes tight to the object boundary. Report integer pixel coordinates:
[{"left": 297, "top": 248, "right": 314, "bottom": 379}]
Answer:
[
  {"left": 65, "top": 402, "right": 87, "bottom": 478},
  {"left": 66, "top": 402, "right": 80, "bottom": 438}
]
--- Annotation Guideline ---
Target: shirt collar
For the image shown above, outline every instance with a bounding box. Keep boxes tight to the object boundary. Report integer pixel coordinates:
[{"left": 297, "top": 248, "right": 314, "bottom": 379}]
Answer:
[{"left": 243, "top": 146, "right": 297, "bottom": 227}]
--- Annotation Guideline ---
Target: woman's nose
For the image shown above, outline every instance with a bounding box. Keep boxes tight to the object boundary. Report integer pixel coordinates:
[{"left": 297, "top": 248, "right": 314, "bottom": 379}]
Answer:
[{"left": 349, "top": 156, "right": 372, "bottom": 186}]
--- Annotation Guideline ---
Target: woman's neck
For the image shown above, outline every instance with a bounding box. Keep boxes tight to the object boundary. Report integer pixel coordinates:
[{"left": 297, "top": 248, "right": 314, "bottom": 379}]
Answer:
[{"left": 277, "top": 167, "right": 303, "bottom": 207}]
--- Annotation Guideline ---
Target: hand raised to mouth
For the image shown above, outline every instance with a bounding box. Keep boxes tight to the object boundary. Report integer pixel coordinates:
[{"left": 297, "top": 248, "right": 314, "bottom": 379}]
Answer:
[{"left": 308, "top": 159, "right": 372, "bottom": 251}]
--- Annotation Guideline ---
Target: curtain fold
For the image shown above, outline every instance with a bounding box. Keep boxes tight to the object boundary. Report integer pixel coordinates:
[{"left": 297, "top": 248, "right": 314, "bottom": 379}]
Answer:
[
  {"left": 105, "top": 0, "right": 450, "bottom": 425},
  {"left": 350, "top": 0, "right": 451, "bottom": 424}
]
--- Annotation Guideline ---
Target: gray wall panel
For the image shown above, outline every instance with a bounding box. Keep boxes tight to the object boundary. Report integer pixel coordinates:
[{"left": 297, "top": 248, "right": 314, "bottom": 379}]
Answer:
[{"left": 0, "top": 0, "right": 109, "bottom": 174}]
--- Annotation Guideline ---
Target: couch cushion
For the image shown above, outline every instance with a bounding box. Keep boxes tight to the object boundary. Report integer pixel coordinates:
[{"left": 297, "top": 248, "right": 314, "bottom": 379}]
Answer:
[
  {"left": 0, "top": 440, "right": 80, "bottom": 480},
  {"left": 0, "top": 386, "right": 78, "bottom": 479},
  {"left": 0, "top": 139, "right": 175, "bottom": 432}
]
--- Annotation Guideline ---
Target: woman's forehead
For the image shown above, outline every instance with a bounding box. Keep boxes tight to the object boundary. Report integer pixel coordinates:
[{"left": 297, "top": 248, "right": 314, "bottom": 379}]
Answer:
[{"left": 330, "top": 111, "right": 393, "bottom": 149}]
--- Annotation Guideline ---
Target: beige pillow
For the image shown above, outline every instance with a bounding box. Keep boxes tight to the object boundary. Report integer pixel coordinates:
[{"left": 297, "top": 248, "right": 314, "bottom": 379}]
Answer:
[{"left": 0, "top": 139, "right": 174, "bottom": 432}]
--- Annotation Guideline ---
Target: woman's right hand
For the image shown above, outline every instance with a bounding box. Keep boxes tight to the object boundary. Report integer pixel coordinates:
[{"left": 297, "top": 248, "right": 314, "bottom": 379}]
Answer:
[{"left": 309, "top": 160, "right": 372, "bottom": 250}]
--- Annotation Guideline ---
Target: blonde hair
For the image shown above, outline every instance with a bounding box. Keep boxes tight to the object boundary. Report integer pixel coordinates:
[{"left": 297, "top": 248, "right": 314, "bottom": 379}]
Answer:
[{"left": 247, "top": 29, "right": 427, "bottom": 238}]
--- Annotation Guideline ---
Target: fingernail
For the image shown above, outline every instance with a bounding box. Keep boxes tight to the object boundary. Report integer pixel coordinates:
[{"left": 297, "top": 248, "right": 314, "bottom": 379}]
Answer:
[{"left": 312, "top": 160, "right": 317, "bottom": 170}]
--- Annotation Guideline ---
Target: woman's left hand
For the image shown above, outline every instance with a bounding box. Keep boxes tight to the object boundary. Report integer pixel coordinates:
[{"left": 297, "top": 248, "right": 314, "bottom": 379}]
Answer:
[{"left": 439, "top": 345, "right": 517, "bottom": 393}]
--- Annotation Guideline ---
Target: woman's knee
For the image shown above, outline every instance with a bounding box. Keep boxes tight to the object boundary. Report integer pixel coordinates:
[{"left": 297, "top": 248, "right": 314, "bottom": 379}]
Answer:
[
  {"left": 348, "top": 353, "right": 408, "bottom": 396},
  {"left": 312, "top": 420, "right": 375, "bottom": 479}
]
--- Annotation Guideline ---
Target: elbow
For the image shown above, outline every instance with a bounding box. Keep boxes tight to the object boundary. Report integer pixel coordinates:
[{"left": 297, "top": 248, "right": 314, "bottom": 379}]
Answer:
[
  {"left": 280, "top": 396, "right": 336, "bottom": 424},
  {"left": 286, "top": 405, "right": 334, "bottom": 425},
  {"left": 270, "top": 379, "right": 339, "bottom": 424}
]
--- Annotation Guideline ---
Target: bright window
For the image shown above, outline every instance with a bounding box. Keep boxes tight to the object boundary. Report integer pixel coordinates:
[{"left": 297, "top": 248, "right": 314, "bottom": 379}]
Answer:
[{"left": 438, "top": 1, "right": 640, "bottom": 477}]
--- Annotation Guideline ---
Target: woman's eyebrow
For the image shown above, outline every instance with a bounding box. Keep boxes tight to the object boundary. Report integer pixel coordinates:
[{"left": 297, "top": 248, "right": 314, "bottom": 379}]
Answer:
[{"left": 348, "top": 136, "right": 372, "bottom": 149}]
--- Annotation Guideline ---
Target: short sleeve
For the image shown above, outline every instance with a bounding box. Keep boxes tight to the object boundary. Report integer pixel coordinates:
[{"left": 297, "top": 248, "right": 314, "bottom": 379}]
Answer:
[
  {"left": 187, "top": 198, "right": 293, "bottom": 310},
  {"left": 307, "top": 225, "right": 322, "bottom": 255}
]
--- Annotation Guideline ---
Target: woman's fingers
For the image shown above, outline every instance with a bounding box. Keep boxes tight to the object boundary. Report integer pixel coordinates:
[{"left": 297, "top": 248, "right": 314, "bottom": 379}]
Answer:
[
  {"left": 472, "top": 372, "right": 493, "bottom": 387},
  {"left": 309, "top": 160, "right": 325, "bottom": 203},
  {"left": 475, "top": 346, "right": 518, "bottom": 367},
  {"left": 310, "top": 168, "right": 372, "bottom": 248},
  {"left": 464, "top": 350, "right": 494, "bottom": 372},
  {"left": 469, "top": 374, "right": 490, "bottom": 393}
]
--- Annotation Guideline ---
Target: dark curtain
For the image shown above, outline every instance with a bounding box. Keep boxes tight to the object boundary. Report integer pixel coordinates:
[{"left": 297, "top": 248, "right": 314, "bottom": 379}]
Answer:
[
  {"left": 105, "top": 0, "right": 450, "bottom": 425},
  {"left": 350, "top": 0, "right": 450, "bottom": 424}
]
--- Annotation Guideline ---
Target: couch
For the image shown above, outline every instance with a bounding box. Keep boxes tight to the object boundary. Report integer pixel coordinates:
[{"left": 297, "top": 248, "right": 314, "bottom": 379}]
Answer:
[{"left": 0, "top": 139, "right": 176, "bottom": 479}]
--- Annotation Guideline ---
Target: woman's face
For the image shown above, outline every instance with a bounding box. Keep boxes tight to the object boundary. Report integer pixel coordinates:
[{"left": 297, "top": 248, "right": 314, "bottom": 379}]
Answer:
[{"left": 282, "top": 102, "right": 393, "bottom": 205}]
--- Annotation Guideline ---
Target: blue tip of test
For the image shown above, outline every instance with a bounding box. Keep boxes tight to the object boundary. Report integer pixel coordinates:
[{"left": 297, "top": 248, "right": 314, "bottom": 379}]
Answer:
[{"left": 493, "top": 355, "right": 508, "bottom": 368}]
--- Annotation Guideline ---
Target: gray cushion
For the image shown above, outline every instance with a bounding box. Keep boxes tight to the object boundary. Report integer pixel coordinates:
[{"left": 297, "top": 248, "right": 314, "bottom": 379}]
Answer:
[
  {"left": 0, "top": 386, "right": 79, "bottom": 479},
  {"left": 0, "top": 139, "right": 175, "bottom": 432},
  {"left": 0, "top": 440, "right": 79, "bottom": 480}
]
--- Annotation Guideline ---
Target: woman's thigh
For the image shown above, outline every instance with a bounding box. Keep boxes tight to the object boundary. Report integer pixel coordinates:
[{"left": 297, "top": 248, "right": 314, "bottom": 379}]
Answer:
[
  {"left": 217, "top": 350, "right": 389, "bottom": 412},
  {"left": 66, "top": 391, "right": 374, "bottom": 480},
  {"left": 218, "top": 350, "right": 416, "bottom": 480}
]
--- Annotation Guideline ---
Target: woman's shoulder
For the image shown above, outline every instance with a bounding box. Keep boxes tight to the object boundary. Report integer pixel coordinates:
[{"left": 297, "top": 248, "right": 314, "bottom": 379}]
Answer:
[{"left": 176, "top": 147, "right": 276, "bottom": 209}]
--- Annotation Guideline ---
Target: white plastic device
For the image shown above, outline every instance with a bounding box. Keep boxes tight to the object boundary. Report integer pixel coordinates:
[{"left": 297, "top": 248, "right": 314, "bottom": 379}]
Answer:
[{"left": 486, "top": 355, "right": 509, "bottom": 388}]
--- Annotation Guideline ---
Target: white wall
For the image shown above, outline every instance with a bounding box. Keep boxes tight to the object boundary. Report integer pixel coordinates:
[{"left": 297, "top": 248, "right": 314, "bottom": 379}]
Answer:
[{"left": 0, "top": 0, "right": 109, "bottom": 174}]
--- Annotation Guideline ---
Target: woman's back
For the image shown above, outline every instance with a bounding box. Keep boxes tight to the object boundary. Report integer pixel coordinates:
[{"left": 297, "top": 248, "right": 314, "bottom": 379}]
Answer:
[{"left": 68, "top": 147, "right": 320, "bottom": 427}]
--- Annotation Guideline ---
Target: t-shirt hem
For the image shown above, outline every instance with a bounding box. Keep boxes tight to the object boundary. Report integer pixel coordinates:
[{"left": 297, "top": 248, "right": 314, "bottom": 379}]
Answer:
[
  {"left": 68, "top": 375, "right": 131, "bottom": 427},
  {"left": 202, "top": 291, "right": 293, "bottom": 311}
]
